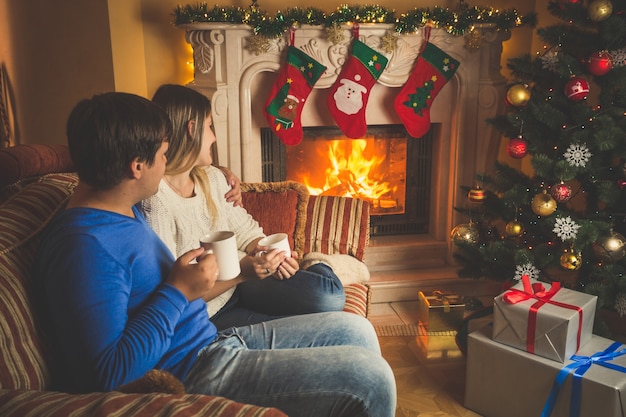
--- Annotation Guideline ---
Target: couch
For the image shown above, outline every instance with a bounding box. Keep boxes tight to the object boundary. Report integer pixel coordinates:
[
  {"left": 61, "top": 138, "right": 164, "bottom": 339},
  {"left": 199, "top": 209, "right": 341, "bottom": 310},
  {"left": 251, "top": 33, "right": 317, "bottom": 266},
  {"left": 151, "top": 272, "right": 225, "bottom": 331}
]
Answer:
[{"left": 0, "top": 144, "right": 371, "bottom": 417}]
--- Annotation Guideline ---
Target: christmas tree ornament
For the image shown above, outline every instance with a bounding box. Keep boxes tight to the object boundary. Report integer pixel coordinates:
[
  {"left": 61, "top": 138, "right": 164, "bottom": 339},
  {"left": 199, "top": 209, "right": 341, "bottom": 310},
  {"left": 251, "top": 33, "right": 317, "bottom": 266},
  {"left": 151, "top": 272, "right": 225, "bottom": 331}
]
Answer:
[
  {"left": 588, "top": 0, "right": 613, "bottom": 22},
  {"left": 563, "top": 142, "right": 592, "bottom": 167},
  {"left": 467, "top": 185, "right": 486, "bottom": 203},
  {"left": 327, "top": 24, "right": 388, "bottom": 139},
  {"left": 505, "top": 83, "right": 531, "bottom": 107},
  {"left": 592, "top": 231, "right": 626, "bottom": 263},
  {"left": 264, "top": 30, "right": 327, "bottom": 146},
  {"left": 557, "top": 0, "right": 583, "bottom": 8},
  {"left": 325, "top": 23, "right": 345, "bottom": 45},
  {"left": 564, "top": 76, "right": 589, "bottom": 101},
  {"left": 550, "top": 181, "right": 572, "bottom": 203},
  {"left": 247, "top": 35, "right": 271, "bottom": 55},
  {"left": 553, "top": 215, "right": 581, "bottom": 241},
  {"left": 531, "top": 190, "right": 557, "bottom": 216},
  {"left": 394, "top": 28, "right": 460, "bottom": 139},
  {"left": 506, "top": 135, "right": 528, "bottom": 159},
  {"left": 505, "top": 220, "right": 524, "bottom": 237},
  {"left": 380, "top": 31, "right": 398, "bottom": 54},
  {"left": 614, "top": 293, "right": 626, "bottom": 317},
  {"left": 559, "top": 247, "right": 582, "bottom": 270},
  {"left": 514, "top": 262, "right": 540, "bottom": 281},
  {"left": 450, "top": 222, "right": 479, "bottom": 245},
  {"left": 587, "top": 50, "right": 613, "bottom": 76}
]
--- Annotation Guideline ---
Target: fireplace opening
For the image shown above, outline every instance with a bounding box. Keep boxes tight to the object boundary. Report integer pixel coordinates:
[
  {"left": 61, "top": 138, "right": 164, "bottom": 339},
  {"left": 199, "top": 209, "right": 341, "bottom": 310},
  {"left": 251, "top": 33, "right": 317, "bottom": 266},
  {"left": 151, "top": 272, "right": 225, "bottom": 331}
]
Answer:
[{"left": 260, "top": 124, "right": 435, "bottom": 236}]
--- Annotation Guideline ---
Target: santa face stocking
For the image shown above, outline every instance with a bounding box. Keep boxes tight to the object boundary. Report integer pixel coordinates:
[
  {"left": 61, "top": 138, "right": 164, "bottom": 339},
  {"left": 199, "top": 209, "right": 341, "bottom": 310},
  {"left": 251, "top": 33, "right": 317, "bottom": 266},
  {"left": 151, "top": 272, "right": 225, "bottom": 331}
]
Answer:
[
  {"left": 327, "top": 39, "right": 388, "bottom": 139},
  {"left": 264, "top": 45, "right": 326, "bottom": 146},
  {"left": 394, "top": 42, "right": 459, "bottom": 138}
]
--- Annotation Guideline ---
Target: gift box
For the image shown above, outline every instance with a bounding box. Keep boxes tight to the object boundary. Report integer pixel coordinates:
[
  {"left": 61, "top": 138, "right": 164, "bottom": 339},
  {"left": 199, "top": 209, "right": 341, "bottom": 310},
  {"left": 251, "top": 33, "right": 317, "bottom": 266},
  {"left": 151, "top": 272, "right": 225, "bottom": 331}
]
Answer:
[
  {"left": 413, "top": 322, "right": 462, "bottom": 363},
  {"left": 493, "top": 276, "right": 597, "bottom": 362},
  {"left": 417, "top": 290, "right": 465, "bottom": 332},
  {"left": 465, "top": 326, "right": 626, "bottom": 417}
]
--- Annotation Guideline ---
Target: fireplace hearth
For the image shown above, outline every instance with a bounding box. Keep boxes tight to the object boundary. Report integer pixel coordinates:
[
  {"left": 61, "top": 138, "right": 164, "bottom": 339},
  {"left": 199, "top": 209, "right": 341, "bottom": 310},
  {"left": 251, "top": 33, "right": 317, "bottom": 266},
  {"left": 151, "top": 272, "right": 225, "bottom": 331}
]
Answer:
[
  {"left": 181, "top": 22, "right": 509, "bottom": 267},
  {"left": 261, "top": 124, "right": 434, "bottom": 236}
]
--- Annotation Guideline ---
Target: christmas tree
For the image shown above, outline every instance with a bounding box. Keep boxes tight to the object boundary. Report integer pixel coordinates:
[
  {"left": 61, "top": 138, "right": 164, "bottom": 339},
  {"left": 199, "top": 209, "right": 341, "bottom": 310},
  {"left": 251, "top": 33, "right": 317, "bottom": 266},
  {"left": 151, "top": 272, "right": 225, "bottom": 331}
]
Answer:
[{"left": 452, "top": 0, "right": 626, "bottom": 331}]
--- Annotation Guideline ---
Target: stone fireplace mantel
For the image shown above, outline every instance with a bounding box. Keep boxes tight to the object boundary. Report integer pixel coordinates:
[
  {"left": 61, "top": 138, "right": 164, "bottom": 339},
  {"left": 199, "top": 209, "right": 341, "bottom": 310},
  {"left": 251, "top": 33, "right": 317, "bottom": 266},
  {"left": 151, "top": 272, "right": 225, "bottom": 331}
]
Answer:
[{"left": 180, "top": 22, "right": 509, "bottom": 266}]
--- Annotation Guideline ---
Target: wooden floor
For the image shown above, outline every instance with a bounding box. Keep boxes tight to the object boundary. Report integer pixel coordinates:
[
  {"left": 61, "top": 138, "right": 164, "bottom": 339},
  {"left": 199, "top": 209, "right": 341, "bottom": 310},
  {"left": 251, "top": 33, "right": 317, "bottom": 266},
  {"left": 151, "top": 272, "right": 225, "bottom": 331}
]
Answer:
[{"left": 369, "top": 300, "right": 489, "bottom": 417}]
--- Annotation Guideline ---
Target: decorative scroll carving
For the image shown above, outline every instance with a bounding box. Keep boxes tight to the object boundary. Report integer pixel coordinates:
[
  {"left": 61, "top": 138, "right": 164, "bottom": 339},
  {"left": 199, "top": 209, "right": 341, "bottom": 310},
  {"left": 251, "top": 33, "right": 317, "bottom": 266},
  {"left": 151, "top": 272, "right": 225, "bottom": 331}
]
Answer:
[{"left": 186, "top": 30, "right": 215, "bottom": 74}]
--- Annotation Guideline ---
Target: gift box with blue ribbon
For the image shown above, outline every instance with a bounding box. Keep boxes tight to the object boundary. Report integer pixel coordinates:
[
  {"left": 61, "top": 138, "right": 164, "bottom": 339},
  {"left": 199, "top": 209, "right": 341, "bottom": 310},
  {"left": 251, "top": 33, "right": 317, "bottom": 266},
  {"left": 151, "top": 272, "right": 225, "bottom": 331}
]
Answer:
[
  {"left": 493, "top": 275, "right": 597, "bottom": 362},
  {"left": 465, "top": 326, "right": 626, "bottom": 417}
]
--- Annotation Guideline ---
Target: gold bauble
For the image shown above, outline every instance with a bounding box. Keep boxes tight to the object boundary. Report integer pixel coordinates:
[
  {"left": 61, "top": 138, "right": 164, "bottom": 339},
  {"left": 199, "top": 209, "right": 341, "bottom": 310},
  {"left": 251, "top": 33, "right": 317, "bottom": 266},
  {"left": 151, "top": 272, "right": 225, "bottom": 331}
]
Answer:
[
  {"left": 531, "top": 191, "right": 557, "bottom": 216},
  {"left": 505, "top": 220, "right": 524, "bottom": 237},
  {"left": 506, "top": 84, "right": 531, "bottom": 107},
  {"left": 592, "top": 231, "right": 626, "bottom": 263},
  {"left": 451, "top": 223, "right": 479, "bottom": 245},
  {"left": 588, "top": 0, "right": 613, "bottom": 22},
  {"left": 560, "top": 248, "right": 582, "bottom": 271}
]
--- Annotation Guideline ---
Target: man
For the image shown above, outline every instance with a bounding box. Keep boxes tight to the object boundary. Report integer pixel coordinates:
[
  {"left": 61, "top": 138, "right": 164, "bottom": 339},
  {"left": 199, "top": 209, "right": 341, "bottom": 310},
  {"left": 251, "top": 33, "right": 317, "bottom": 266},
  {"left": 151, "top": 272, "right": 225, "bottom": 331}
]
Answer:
[{"left": 36, "top": 92, "right": 396, "bottom": 417}]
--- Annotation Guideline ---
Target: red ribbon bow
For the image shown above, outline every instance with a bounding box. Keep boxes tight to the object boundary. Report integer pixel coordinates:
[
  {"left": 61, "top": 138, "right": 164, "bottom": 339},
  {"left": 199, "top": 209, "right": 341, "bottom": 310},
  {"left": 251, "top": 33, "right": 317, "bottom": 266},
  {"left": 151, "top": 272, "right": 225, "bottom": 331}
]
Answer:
[{"left": 503, "top": 275, "right": 582, "bottom": 354}]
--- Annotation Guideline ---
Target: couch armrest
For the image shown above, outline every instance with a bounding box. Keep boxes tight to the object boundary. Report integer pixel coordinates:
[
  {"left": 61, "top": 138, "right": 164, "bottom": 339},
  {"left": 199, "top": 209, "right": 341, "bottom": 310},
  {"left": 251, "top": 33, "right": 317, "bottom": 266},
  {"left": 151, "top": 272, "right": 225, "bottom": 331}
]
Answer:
[{"left": 0, "top": 389, "right": 287, "bottom": 417}]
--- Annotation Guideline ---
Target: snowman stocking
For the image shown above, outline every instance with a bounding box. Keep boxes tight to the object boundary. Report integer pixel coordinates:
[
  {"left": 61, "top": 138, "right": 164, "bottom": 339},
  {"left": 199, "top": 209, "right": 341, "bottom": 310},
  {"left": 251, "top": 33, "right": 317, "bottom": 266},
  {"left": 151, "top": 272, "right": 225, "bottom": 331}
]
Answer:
[
  {"left": 394, "top": 41, "right": 459, "bottom": 138},
  {"left": 327, "top": 30, "right": 388, "bottom": 139},
  {"left": 264, "top": 43, "right": 326, "bottom": 146}
]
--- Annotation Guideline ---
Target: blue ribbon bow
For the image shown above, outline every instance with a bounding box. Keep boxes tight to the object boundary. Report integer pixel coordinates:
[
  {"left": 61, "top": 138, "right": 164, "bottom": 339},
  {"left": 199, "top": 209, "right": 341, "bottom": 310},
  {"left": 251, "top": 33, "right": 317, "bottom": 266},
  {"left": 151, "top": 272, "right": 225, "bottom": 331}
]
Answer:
[{"left": 541, "top": 341, "right": 626, "bottom": 417}]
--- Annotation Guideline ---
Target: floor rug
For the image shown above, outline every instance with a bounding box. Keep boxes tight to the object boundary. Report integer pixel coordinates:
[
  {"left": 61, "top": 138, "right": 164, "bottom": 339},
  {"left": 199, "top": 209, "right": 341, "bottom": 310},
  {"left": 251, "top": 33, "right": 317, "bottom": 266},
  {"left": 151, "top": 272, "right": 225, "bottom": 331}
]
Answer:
[{"left": 374, "top": 324, "right": 457, "bottom": 337}]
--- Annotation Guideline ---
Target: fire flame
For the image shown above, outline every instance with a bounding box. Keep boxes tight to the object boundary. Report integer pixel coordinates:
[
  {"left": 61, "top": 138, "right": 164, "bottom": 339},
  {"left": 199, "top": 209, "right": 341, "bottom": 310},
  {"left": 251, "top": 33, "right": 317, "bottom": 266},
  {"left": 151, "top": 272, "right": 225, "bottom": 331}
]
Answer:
[{"left": 300, "top": 139, "right": 395, "bottom": 202}]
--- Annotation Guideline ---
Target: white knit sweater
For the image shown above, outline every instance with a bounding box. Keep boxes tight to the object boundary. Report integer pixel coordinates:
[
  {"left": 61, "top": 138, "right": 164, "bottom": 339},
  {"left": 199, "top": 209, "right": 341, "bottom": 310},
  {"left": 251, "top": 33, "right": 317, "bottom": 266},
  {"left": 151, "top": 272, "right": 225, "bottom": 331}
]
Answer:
[{"left": 139, "top": 166, "right": 264, "bottom": 316}]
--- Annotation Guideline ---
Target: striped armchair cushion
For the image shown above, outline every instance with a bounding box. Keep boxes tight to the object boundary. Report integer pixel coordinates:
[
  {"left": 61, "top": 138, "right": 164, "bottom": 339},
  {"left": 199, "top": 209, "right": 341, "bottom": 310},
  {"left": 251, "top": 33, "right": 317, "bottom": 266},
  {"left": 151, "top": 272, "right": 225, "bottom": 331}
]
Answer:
[
  {"left": 303, "top": 195, "right": 370, "bottom": 261},
  {"left": 0, "top": 389, "right": 287, "bottom": 417},
  {"left": 0, "top": 173, "right": 78, "bottom": 391}
]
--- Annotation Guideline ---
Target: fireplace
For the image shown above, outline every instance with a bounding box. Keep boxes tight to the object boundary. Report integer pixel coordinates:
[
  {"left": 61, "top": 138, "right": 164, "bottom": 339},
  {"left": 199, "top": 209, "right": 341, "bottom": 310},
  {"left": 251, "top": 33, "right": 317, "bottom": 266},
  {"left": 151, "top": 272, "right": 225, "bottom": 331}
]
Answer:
[
  {"left": 181, "top": 22, "right": 509, "bottom": 266},
  {"left": 261, "top": 124, "right": 434, "bottom": 236}
]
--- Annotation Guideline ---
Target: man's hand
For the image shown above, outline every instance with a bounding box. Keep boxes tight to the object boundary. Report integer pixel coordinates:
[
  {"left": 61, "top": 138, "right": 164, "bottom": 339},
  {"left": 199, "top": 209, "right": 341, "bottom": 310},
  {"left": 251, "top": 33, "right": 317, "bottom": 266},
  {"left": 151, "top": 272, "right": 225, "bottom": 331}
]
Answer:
[
  {"left": 167, "top": 248, "right": 219, "bottom": 301},
  {"left": 216, "top": 165, "right": 243, "bottom": 207}
]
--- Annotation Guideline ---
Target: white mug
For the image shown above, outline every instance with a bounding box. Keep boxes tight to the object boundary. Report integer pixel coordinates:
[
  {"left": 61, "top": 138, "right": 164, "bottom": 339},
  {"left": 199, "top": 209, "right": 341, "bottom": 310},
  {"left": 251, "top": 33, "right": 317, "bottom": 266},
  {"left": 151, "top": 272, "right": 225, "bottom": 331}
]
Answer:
[
  {"left": 258, "top": 233, "right": 291, "bottom": 257},
  {"left": 199, "top": 231, "right": 241, "bottom": 281}
]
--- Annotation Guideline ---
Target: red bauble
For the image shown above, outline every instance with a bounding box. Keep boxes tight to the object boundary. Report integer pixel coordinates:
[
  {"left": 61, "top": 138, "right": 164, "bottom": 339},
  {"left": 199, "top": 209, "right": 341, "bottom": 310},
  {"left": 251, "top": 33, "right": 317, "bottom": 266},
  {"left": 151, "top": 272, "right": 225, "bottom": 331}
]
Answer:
[
  {"left": 564, "top": 77, "right": 589, "bottom": 101},
  {"left": 550, "top": 181, "right": 573, "bottom": 203},
  {"left": 557, "top": 0, "right": 583, "bottom": 7},
  {"left": 587, "top": 51, "right": 613, "bottom": 76},
  {"left": 468, "top": 186, "right": 487, "bottom": 203},
  {"left": 507, "top": 136, "right": 528, "bottom": 159}
]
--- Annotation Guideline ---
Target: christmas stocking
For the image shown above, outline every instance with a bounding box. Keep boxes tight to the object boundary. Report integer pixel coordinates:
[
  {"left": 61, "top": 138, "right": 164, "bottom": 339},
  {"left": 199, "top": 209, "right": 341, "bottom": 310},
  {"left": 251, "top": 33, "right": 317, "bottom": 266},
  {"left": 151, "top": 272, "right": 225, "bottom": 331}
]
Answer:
[
  {"left": 264, "top": 45, "right": 326, "bottom": 146},
  {"left": 327, "top": 37, "right": 388, "bottom": 139},
  {"left": 394, "top": 41, "right": 459, "bottom": 138}
]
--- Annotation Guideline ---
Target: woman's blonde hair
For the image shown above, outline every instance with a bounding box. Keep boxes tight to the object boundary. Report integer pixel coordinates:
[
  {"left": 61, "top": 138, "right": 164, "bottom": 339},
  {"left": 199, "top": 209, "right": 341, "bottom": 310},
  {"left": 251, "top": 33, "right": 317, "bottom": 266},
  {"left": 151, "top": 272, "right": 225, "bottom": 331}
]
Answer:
[{"left": 152, "top": 84, "right": 216, "bottom": 217}]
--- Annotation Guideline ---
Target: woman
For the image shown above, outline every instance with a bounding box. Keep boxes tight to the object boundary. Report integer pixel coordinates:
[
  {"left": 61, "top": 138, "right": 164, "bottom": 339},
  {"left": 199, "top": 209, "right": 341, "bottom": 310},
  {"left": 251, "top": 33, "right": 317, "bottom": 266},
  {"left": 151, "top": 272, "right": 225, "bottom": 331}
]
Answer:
[{"left": 140, "top": 84, "right": 345, "bottom": 330}]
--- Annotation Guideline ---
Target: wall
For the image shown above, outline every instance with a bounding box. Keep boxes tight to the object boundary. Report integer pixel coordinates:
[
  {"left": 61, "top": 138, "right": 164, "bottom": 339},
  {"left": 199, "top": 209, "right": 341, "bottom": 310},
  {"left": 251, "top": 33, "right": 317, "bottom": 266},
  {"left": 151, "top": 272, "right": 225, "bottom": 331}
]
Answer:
[{"left": 0, "top": 0, "right": 548, "bottom": 147}]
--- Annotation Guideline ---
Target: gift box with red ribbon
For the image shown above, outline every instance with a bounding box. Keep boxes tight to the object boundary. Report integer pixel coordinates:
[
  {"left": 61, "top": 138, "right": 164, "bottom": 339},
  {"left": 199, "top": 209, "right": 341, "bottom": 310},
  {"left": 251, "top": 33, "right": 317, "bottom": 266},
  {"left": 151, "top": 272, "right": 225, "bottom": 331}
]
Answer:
[
  {"left": 417, "top": 290, "right": 465, "bottom": 332},
  {"left": 465, "top": 326, "right": 626, "bottom": 417},
  {"left": 493, "top": 275, "right": 597, "bottom": 362}
]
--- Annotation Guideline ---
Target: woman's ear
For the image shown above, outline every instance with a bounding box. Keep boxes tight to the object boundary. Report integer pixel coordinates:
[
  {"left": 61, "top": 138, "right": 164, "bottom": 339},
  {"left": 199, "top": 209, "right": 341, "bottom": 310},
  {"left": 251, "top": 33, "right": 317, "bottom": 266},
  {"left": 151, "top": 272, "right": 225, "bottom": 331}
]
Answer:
[{"left": 186, "top": 119, "right": 196, "bottom": 138}]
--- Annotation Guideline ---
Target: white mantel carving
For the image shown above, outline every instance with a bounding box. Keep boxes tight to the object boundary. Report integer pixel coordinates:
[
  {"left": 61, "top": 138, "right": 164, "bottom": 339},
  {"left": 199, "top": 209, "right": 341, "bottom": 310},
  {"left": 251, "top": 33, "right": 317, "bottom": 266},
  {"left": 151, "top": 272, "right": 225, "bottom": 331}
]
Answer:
[{"left": 181, "top": 22, "right": 509, "bottom": 244}]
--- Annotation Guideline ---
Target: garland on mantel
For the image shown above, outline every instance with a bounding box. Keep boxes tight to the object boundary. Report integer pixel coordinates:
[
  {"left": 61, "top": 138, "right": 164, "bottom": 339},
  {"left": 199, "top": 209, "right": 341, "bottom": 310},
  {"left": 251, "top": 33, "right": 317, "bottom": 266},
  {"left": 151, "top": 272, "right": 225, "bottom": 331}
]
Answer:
[{"left": 172, "top": 2, "right": 537, "bottom": 38}]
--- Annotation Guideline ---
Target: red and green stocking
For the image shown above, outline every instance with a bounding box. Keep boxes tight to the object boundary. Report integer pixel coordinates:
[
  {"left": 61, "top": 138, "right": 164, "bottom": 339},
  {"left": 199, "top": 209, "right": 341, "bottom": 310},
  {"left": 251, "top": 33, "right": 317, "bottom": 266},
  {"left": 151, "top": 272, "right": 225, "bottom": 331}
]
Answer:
[
  {"left": 264, "top": 45, "right": 326, "bottom": 146},
  {"left": 327, "top": 37, "right": 388, "bottom": 139},
  {"left": 394, "top": 41, "right": 459, "bottom": 138}
]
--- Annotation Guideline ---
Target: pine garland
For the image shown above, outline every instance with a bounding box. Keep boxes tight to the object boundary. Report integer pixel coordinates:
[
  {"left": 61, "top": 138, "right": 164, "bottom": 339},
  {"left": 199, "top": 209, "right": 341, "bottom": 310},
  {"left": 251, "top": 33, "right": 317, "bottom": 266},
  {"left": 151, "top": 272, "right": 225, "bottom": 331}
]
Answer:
[{"left": 172, "top": 3, "right": 536, "bottom": 38}]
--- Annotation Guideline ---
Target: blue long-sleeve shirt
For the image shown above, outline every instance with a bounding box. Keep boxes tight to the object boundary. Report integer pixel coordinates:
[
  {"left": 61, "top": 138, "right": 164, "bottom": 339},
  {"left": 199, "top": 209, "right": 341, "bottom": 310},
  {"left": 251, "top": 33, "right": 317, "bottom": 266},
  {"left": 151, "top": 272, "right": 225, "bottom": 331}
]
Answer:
[{"left": 35, "top": 205, "right": 217, "bottom": 393}]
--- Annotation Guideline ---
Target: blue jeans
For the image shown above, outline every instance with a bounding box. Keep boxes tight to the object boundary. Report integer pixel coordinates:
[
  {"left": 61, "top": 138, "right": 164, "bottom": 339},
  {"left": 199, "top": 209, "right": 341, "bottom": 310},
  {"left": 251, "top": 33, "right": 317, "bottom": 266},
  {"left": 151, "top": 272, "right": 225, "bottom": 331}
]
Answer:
[
  {"left": 211, "top": 263, "right": 346, "bottom": 330},
  {"left": 184, "top": 312, "right": 396, "bottom": 417}
]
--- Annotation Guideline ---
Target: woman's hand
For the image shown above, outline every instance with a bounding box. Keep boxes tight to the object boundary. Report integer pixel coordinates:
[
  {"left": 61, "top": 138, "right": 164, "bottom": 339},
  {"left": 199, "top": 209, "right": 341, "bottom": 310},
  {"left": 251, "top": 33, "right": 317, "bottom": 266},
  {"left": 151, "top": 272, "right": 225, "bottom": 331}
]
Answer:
[{"left": 273, "top": 251, "right": 300, "bottom": 280}]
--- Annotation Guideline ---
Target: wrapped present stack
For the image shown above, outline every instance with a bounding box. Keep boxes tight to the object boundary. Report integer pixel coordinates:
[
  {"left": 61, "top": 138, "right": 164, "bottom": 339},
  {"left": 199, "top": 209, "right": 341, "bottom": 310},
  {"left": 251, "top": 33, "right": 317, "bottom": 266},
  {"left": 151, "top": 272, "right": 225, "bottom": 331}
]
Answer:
[{"left": 464, "top": 275, "right": 626, "bottom": 417}]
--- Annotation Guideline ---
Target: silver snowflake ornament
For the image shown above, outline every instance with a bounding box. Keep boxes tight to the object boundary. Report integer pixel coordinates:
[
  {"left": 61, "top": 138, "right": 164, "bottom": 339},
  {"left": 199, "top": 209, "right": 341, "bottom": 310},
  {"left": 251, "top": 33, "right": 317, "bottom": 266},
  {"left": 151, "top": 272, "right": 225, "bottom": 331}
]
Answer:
[
  {"left": 514, "top": 263, "right": 540, "bottom": 281},
  {"left": 540, "top": 50, "right": 560, "bottom": 72},
  {"left": 552, "top": 216, "right": 581, "bottom": 241},
  {"left": 563, "top": 143, "right": 592, "bottom": 167}
]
